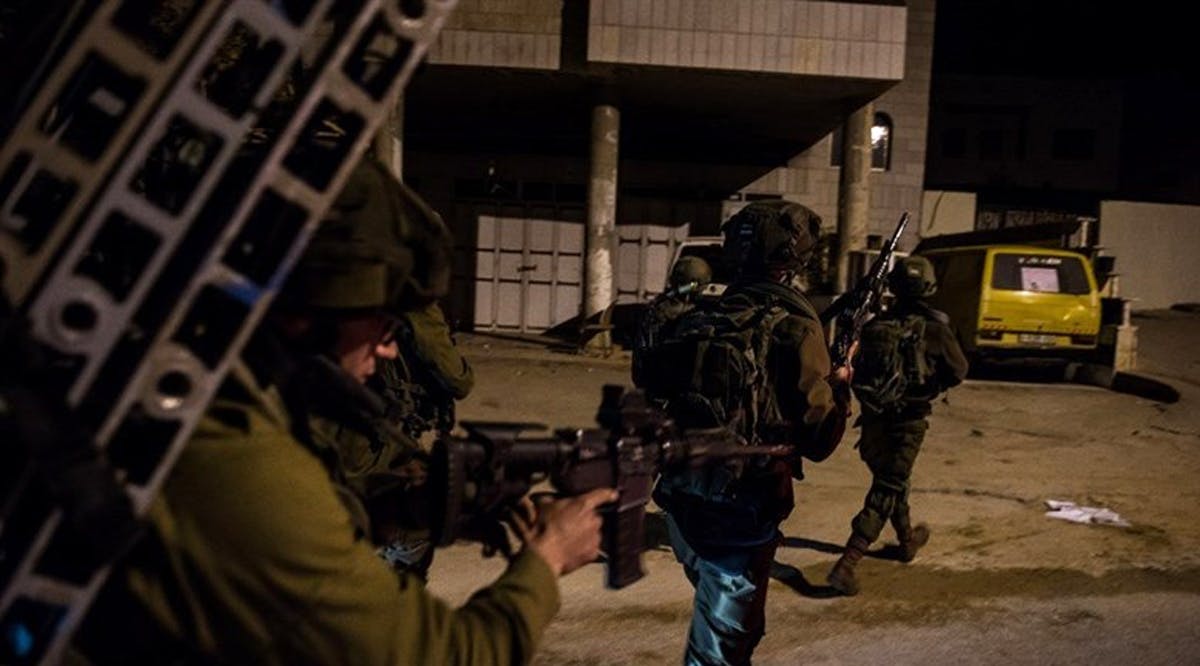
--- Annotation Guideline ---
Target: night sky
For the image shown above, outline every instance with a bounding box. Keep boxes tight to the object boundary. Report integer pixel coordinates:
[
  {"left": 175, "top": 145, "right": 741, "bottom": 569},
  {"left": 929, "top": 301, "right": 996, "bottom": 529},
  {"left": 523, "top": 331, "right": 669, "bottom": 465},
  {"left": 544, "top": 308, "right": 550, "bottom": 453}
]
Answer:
[
  {"left": 931, "top": 1, "right": 1199, "bottom": 202},
  {"left": 933, "top": 1, "right": 1195, "bottom": 81}
]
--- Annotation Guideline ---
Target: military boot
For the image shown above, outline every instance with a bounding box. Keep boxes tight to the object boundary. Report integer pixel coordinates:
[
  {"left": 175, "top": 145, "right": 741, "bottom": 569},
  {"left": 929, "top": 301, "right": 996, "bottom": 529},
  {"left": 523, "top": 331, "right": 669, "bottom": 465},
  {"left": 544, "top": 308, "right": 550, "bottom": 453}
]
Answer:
[
  {"left": 891, "top": 510, "right": 930, "bottom": 563},
  {"left": 826, "top": 535, "right": 870, "bottom": 596}
]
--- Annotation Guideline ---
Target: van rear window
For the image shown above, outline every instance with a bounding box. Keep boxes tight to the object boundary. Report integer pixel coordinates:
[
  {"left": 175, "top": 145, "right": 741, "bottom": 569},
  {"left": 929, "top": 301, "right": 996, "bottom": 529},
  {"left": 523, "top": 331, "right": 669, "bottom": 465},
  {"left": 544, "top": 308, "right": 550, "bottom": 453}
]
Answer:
[{"left": 991, "top": 254, "right": 1090, "bottom": 295}]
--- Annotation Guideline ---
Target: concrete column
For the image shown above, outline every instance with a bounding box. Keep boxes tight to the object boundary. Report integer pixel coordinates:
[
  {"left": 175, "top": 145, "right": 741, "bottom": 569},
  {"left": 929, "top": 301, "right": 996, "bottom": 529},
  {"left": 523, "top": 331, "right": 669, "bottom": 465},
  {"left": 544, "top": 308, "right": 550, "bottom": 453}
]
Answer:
[
  {"left": 1114, "top": 299, "right": 1138, "bottom": 371},
  {"left": 835, "top": 102, "right": 874, "bottom": 293},
  {"left": 584, "top": 104, "right": 619, "bottom": 352},
  {"left": 373, "top": 94, "right": 404, "bottom": 181}
]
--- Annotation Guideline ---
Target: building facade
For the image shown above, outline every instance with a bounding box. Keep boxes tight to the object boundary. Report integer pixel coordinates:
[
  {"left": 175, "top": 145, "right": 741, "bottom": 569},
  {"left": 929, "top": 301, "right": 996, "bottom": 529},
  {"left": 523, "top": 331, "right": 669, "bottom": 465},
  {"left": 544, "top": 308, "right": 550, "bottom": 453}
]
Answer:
[{"left": 402, "top": 0, "right": 935, "bottom": 332}]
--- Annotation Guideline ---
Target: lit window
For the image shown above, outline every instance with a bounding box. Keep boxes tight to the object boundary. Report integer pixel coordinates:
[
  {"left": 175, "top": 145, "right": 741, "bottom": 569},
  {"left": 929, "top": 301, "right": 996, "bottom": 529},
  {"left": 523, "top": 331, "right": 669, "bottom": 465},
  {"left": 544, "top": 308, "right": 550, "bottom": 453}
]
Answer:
[
  {"left": 870, "top": 113, "right": 892, "bottom": 171},
  {"left": 830, "top": 112, "right": 893, "bottom": 171}
]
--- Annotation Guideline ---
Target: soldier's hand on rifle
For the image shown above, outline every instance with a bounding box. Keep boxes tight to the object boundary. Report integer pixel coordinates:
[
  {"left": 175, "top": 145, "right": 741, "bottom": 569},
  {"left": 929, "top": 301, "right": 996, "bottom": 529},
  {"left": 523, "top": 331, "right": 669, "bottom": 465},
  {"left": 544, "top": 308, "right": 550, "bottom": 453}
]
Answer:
[
  {"left": 515, "top": 488, "right": 618, "bottom": 576},
  {"left": 831, "top": 340, "right": 858, "bottom": 383},
  {"left": 830, "top": 341, "right": 857, "bottom": 416}
]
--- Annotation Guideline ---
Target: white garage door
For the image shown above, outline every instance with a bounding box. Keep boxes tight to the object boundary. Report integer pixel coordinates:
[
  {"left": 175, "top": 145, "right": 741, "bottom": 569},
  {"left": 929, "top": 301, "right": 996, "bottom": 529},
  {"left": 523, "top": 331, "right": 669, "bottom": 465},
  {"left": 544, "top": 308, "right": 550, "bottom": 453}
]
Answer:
[
  {"left": 474, "top": 215, "right": 584, "bottom": 332},
  {"left": 474, "top": 215, "right": 691, "bottom": 332}
]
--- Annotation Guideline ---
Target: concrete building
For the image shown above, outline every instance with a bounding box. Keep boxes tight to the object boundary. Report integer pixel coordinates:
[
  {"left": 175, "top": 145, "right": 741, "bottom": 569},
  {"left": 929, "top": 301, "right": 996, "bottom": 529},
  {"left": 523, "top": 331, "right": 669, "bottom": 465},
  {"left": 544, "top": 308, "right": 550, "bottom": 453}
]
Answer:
[{"left": 401, "top": 0, "right": 936, "bottom": 333}]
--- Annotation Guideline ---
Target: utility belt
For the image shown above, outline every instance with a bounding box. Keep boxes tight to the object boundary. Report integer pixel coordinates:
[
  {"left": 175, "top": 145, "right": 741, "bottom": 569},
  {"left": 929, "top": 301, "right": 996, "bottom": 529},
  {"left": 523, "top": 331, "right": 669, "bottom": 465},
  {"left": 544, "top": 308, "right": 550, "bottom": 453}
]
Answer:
[{"left": 860, "top": 395, "right": 934, "bottom": 421}]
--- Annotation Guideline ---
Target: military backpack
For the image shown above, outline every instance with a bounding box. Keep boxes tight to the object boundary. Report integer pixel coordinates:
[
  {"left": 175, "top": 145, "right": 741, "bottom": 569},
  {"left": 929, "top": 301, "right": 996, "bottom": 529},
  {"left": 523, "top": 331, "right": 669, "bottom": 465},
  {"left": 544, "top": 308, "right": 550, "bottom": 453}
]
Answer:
[
  {"left": 643, "top": 298, "right": 793, "bottom": 442},
  {"left": 850, "top": 313, "right": 933, "bottom": 415}
]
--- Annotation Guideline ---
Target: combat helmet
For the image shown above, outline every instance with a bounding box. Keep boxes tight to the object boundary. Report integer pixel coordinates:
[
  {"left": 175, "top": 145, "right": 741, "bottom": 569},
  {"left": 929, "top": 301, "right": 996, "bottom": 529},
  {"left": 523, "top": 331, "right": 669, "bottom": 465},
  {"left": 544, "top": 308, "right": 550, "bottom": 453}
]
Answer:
[
  {"left": 888, "top": 255, "right": 938, "bottom": 298},
  {"left": 668, "top": 256, "right": 713, "bottom": 291},
  {"left": 283, "top": 157, "right": 452, "bottom": 314},
  {"left": 721, "top": 200, "right": 822, "bottom": 276}
]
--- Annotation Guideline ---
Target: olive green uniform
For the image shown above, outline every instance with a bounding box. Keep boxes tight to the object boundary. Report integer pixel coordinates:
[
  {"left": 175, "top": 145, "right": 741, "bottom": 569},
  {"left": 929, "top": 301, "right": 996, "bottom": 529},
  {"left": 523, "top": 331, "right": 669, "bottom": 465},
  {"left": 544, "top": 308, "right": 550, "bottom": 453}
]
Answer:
[
  {"left": 849, "top": 302, "right": 969, "bottom": 543},
  {"left": 77, "top": 350, "right": 557, "bottom": 664},
  {"left": 374, "top": 302, "right": 474, "bottom": 440},
  {"left": 399, "top": 302, "right": 475, "bottom": 401}
]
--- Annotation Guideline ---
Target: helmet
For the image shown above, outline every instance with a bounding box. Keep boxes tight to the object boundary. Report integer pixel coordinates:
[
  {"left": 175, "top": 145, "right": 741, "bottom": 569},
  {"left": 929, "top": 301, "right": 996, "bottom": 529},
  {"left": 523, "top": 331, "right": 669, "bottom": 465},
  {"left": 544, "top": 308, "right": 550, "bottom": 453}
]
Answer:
[
  {"left": 283, "top": 158, "right": 452, "bottom": 313},
  {"left": 668, "top": 256, "right": 713, "bottom": 291},
  {"left": 888, "top": 256, "right": 937, "bottom": 298},
  {"left": 721, "top": 200, "right": 821, "bottom": 275}
]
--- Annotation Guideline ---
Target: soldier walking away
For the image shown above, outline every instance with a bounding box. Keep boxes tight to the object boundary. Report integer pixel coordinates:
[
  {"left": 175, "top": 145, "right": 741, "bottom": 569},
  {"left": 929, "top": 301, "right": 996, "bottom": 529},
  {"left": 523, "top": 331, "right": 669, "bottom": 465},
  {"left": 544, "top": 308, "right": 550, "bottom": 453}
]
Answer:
[
  {"left": 73, "top": 156, "right": 615, "bottom": 664},
  {"left": 646, "top": 201, "right": 852, "bottom": 666},
  {"left": 826, "top": 256, "right": 969, "bottom": 596},
  {"left": 632, "top": 255, "right": 713, "bottom": 389}
]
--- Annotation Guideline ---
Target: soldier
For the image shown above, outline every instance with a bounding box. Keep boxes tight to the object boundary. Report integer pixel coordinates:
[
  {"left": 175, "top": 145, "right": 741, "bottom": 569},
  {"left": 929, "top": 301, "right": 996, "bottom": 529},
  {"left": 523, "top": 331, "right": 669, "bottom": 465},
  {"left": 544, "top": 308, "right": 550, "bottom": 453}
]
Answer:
[
  {"left": 632, "top": 255, "right": 713, "bottom": 389},
  {"left": 826, "top": 255, "right": 969, "bottom": 596},
  {"left": 74, "top": 157, "right": 616, "bottom": 664},
  {"left": 365, "top": 300, "right": 475, "bottom": 575},
  {"left": 648, "top": 201, "right": 852, "bottom": 666},
  {"left": 374, "top": 301, "right": 474, "bottom": 443}
]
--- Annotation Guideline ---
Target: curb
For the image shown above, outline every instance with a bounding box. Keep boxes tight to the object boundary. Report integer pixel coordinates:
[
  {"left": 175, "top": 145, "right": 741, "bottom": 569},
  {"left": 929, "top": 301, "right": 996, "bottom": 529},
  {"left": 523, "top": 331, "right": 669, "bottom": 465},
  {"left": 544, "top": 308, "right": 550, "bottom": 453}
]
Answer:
[{"left": 1067, "top": 362, "right": 1182, "bottom": 403}]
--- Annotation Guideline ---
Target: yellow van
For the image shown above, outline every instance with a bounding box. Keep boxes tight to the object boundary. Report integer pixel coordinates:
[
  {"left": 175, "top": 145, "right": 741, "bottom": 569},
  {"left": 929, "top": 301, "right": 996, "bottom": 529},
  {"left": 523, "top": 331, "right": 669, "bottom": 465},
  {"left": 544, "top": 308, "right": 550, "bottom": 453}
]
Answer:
[{"left": 918, "top": 245, "right": 1101, "bottom": 359}]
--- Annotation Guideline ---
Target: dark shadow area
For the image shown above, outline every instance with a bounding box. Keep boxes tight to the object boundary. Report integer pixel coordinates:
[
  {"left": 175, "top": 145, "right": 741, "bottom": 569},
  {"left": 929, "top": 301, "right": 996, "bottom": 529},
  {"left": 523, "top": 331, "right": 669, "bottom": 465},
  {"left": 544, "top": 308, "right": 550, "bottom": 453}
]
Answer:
[
  {"left": 781, "top": 535, "right": 899, "bottom": 562},
  {"left": 769, "top": 561, "right": 843, "bottom": 599},
  {"left": 966, "top": 358, "right": 1074, "bottom": 383},
  {"left": 1111, "top": 372, "right": 1181, "bottom": 403},
  {"left": 543, "top": 302, "right": 646, "bottom": 349},
  {"left": 967, "top": 358, "right": 1181, "bottom": 404},
  {"left": 469, "top": 329, "right": 579, "bottom": 355},
  {"left": 779, "top": 535, "right": 843, "bottom": 556}
]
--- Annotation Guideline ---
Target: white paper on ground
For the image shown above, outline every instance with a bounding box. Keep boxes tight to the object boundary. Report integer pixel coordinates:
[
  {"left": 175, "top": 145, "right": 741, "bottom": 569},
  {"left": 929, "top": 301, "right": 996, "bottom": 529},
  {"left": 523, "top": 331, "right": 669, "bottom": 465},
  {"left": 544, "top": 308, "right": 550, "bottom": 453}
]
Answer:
[{"left": 1044, "top": 499, "right": 1131, "bottom": 527}]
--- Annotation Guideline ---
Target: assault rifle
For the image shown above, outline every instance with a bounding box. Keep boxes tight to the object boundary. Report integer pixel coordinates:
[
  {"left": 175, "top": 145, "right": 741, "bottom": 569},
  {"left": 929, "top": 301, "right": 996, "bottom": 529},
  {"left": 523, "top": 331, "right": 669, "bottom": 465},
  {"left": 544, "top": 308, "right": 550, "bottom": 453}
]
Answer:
[
  {"left": 0, "top": 2, "right": 456, "bottom": 663},
  {"left": 430, "top": 385, "right": 789, "bottom": 588},
  {"left": 824, "top": 212, "right": 910, "bottom": 368}
]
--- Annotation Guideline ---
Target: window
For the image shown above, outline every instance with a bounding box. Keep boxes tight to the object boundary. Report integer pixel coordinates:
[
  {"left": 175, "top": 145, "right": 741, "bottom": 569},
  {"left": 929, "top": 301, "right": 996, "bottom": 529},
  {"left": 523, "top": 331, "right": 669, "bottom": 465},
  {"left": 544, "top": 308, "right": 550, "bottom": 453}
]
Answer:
[
  {"left": 1052, "top": 129, "right": 1095, "bottom": 161},
  {"left": 829, "top": 112, "right": 893, "bottom": 171},
  {"left": 990, "top": 253, "right": 1090, "bottom": 295},
  {"left": 870, "top": 113, "right": 892, "bottom": 171}
]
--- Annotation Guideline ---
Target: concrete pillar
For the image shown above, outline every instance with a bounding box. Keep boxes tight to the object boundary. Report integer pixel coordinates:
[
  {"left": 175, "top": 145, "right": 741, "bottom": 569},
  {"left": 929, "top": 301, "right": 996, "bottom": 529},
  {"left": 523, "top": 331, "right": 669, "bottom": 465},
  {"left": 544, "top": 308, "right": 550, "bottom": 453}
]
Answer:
[
  {"left": 835, "top": 103, "right": 873, "bottom": 293},
  {"left": 373, "top": 94, "right": 404, "bottom": 181},
  {"left": 584, "top": 104, "right": 618, "bottom": 352},
  {"left": 1114, "top": 299, "right": 1138, "bottom": 371}
]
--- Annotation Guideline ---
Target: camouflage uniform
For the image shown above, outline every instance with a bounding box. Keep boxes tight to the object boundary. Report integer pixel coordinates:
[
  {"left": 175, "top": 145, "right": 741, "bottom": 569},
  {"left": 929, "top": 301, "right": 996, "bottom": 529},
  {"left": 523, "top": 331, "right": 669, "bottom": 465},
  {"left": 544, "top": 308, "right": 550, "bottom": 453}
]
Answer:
[
  {"left": 74, "top": 158, "right": 560, "bottom": 664},
  {"left": 652, "top": 202, "right": 849, "bottom": 666},
  {"left": 827, "top": 257, "right": 970, "bottom": 596}
]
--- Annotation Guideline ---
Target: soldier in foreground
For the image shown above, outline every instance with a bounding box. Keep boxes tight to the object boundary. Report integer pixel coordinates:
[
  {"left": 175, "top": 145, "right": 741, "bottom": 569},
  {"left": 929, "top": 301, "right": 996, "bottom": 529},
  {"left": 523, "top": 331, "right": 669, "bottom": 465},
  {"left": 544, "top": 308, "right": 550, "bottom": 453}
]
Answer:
[
  {"left": 645, "top": 201, "right": 852, "bottom": 665},
  {"left": 73, "top": 157, "right": 615, "bottom": 664},
  {"left": 632, "top": 255, "right": 713, "bottom": 389},
  {"left": 826, "top": 256, "right": 969, "bottom": 596}
]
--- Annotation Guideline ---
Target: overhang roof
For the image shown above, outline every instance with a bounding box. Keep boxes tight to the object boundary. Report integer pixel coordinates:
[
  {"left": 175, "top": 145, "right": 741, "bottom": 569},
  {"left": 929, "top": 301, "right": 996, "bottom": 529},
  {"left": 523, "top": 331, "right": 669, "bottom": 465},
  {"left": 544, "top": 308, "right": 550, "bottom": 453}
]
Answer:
[{"left": 405, "top": 62, "right": 897, "bottom": 167}]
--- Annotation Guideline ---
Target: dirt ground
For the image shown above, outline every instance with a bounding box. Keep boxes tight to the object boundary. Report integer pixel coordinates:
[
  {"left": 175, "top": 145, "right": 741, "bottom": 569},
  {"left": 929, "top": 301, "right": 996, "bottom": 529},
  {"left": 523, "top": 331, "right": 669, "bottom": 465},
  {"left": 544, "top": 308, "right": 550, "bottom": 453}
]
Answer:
[{"left": 427, "top": 310, "right": 1200, "bottom": 665}]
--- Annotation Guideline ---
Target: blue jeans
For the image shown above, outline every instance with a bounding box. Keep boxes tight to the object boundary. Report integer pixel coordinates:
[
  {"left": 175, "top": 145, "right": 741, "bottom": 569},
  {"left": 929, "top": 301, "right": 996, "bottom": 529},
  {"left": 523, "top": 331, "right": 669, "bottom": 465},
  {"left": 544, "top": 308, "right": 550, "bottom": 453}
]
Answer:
[{"left": 666, "top": 513, "right": 779, "bottom": 666}]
